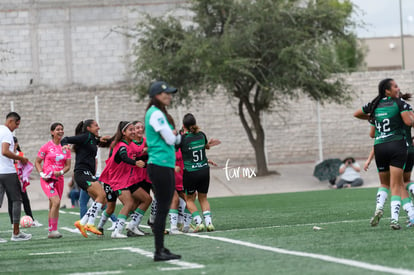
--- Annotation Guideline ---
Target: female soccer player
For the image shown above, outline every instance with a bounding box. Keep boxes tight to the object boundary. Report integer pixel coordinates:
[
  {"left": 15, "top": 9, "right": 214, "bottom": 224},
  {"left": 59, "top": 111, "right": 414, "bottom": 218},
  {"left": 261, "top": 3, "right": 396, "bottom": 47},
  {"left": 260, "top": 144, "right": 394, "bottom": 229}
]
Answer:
[
  {"left": 61, "top": 119, "right": 110, "bottom": 237},
  {"left": 99, "top": 121, "right": 146, "bottom": 238},
  {"left": 178, "top": 113, "right": 220, "bottom": 232},
  {"left": 354, "top": 78, "right": 414, "bottom": 229},
  {"left": 35, "top": 122, "right": 71, "bottom": 238},
  {"left": 145, "top": 80, "right": 182, "bottom": 261}
]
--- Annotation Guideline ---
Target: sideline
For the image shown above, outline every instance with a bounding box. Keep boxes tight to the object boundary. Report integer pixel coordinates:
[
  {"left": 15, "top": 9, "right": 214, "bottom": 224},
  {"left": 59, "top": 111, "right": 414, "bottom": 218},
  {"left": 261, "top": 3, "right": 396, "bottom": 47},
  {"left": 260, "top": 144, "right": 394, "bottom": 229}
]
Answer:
[
  {"left": 102, "top": 247, "right": 205, "bottom": 271},
  {"left": 186, "top": 233, "right": 414, "bottom": 275}
]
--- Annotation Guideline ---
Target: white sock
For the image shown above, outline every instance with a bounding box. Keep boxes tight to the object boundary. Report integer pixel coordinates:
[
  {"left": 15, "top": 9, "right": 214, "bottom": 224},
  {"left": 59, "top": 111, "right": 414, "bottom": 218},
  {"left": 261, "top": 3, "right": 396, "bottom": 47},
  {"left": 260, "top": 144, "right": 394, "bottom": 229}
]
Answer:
[
  {"left": 376, "top": 187, "right": 389, "bottom": 210},
  {"left": 402, "top": 198, "right": 414, "bottom": 220},
  {"left": 97, "top": 210, "right": 110, "bottom": 229},
  {"left": 192, "top": 212, "right": 202, "bottom": 225},
  {"left": 203, "top": 210, "right": 212, "bottom": 225},
  {"left": 169, "top": 209, "right": 179, "bottom": 229},
  {"left": 183, "top": 209, "right": 191, "bottom": 228},
  {"left": 149, "top": 199, "right": 157, "bottom": 223},
  {"left": 178, "top": 197, "right": 186, "bottom": 225},
  {"left": 391, "top": 196, "right": 401, "bottom": 221},
  {"left": 87, "top": 202, "right": 102, "bottom": 225},
  {"left": 115, "top": 216, "right": 126, "bottom": 233},
  {"left": 128, "top": 209, "right": 145, "bottom": 229}
]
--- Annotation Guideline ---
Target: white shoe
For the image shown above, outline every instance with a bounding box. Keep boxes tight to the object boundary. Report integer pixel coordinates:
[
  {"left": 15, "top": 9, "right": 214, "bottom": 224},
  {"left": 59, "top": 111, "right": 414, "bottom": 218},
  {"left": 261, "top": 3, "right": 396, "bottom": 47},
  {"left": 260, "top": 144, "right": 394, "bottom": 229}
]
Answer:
[
  {"left": 126, "top": 226, "right": 145, "bottom": 237},
  {"left": 169, "top": 227, "right": 182, "bottom": 235},
  {"left": 107, "top": 222, "right": 116, "bottom": 231},
  {"left": 48, "top": 230, "right": 62, "bottom": 239},
  {"left": 11, "top": 231, "right": 32, "bottom": 241},
  {"left": 111, "top": 231, "right": 127, "bottom": 239},
  {"left": 32, "top": 220, "right": 43, "bottom": 227},
  {"left": 0, "top": 237, "right": 7, "bottom": 243}
]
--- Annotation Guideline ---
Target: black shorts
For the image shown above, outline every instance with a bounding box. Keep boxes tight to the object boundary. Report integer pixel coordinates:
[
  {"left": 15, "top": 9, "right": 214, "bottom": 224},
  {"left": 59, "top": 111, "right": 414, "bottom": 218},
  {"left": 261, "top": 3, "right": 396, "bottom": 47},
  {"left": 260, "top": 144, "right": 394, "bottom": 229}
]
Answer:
[
  {"left": 74, "top": 170, "right": 98, "bottom": 191},
  {"left": 374, "top": 140, "right": 408, "bottom": 172},
  {"left": 405, "top": 150, "right": 414, "bottom": 173},
  {"left": 103, "top": 183, "right": 118, "bottom": 202},
  {"left": 127, "top": 183, "right": 140, "bottom": 194},
  {"left": 183, "top": 167, "right": 210, "bottom": 195},
  {"left": 136, "top": 180, "right": 152, "bottom": 194}
]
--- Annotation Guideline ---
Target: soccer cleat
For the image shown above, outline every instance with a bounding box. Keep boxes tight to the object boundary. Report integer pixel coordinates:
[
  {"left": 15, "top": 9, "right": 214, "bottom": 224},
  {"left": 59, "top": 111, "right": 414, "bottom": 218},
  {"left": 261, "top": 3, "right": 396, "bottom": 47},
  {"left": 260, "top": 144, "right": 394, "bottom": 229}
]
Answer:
[
  {"left": 98, "top": 228, "right": 104, "bottom": 236},
  {"left": 147, "top": 220, "right": 154, "bottom": 232},
  {"left": 370, "top": 208, "right": 383, "bottom": 227},
  {"left": 181, "top": 226, "right": 190, "bottom": 233},
  {"left": 407, "top": 219, "right": 414, "bottom": 228},
  {"left": 168, "top": 227, "right": 182, "bottom": 235},
  {"left": 154, "top": 248, "right": 181, "bottom": 262},
  {"left": 0, "top": 237, "right": 7, "bottom": 243},
  {"left": 126, "top": 226, "right": 145, "bottom": 237},
  {"left": 11, "top": 231, "right": 32, "bottom": 241},
  {"left": 111, "top": 231, "right": 127, "bottom": 239},
  {"left": 107, "top": 223, "right": 116, "bottom": 231},
  {"left": 206, "top": 223, "right": 215, "bottom": 232},
  {"left": 190, "top": 223, "right": 205, "bottom": 233},
  {"left": 390, "top": 219, "right": 401, "bottom": 230},
  {"left": 74, "top": 221, "right": 88, "bottom": 238},
  {"left": 48, "top": 230, "right": 62, "bottom": 239},
  {"left": 85, "top": 224, "right": 102, "bottom": 235},
  {"left": 31, "top": 220, "right": 43, "bottom": 227},
  {"left": 177, "top": 223, "right": 184, "bottom": 231}
]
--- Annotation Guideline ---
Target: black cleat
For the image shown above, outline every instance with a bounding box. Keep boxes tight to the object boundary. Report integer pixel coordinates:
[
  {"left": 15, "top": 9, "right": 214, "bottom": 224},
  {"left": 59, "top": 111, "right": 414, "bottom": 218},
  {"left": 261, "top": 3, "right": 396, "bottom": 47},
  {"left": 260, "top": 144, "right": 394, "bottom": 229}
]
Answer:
[{"left": 154, "top": 248, "right": 181, "bottom": 262}]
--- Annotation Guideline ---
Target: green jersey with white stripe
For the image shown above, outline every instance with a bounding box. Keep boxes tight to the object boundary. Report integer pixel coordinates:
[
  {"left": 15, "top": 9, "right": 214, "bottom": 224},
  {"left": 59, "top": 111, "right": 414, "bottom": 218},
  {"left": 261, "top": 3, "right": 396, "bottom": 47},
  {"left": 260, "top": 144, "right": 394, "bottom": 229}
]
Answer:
[{"left": 370, "top": 97, "right": 411, "bottom": 145}]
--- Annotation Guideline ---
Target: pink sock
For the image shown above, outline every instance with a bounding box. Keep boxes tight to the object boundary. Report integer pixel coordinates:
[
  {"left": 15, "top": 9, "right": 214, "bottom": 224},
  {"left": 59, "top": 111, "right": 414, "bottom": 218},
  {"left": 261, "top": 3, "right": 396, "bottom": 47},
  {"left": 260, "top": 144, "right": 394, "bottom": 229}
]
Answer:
[{"left": 49, "top": 218, "right": 58, "bottom": 232}]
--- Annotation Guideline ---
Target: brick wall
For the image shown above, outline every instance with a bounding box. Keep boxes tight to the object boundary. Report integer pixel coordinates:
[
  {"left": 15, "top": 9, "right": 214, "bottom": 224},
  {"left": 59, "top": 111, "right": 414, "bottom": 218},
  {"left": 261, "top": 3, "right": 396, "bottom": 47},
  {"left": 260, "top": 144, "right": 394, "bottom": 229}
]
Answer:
[{"left": 1, "top": 70, "right": 414, "bottom": 172}]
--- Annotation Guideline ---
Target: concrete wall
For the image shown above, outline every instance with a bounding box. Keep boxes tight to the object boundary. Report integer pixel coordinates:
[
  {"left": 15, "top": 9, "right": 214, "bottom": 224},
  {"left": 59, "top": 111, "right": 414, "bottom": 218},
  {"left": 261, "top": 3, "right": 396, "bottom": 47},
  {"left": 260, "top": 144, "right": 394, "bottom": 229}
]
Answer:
[
  {"left": 1, "top": 70, "right": 414, "bottom": 172},
  {"left": 0, "top": 0, "right": 187, "bottom": 90}
]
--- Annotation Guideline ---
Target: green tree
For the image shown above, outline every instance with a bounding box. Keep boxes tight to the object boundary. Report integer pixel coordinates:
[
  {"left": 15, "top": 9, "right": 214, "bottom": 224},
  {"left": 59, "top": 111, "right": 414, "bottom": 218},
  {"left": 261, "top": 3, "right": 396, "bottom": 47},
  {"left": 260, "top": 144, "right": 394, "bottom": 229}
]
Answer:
[{"left": 130, "top": 0, "right": 364, "bottom": 176}]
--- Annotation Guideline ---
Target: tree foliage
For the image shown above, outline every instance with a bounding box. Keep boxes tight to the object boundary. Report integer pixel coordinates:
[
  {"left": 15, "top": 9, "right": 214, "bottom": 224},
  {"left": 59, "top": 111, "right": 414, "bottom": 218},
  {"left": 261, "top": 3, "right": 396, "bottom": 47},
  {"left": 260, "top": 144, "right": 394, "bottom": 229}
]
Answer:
[{"left": 130, "top": 0, "right": 364, "bottom": 175}]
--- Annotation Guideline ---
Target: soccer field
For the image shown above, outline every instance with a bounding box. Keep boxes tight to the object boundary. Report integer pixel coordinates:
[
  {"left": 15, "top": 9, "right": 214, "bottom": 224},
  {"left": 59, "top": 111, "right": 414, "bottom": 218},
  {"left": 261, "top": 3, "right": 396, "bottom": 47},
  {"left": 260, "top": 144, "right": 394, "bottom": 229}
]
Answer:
[{"left": 1, "top": 188, "right": 414, "bottom": 275}]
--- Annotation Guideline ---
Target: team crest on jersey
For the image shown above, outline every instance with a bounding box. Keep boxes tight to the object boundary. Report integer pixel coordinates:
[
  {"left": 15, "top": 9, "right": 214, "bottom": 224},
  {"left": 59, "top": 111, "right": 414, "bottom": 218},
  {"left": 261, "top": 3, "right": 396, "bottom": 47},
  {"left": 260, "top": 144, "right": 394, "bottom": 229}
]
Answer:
[{"left": 158, "top": 117, "right": 165, "bottom": 125}]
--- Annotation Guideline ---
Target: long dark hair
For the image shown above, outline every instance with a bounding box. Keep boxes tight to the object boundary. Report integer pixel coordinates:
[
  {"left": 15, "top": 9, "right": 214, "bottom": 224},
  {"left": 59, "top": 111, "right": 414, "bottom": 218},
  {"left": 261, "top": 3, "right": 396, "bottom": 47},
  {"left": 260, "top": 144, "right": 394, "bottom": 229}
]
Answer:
[
  {"left": 146, "top": 97, "right": 175, "bottom": 128},
  {"left": 400, "top": 92, "right": 412, "bottom": 101},
  {"left": 73, "top": 119, "right": 95, "bottom": 152},
  {"left": 110, "top": 121, "right": 132, "bottom": 149},
  {"left": 369, "top": 78, "right": 394, "bottom": 120},
  {"left": 75, "top": 119, "right": 95, "bottom": 136},
  {"left": 183, "top": 113, "right": 200, "bottom": 133}
]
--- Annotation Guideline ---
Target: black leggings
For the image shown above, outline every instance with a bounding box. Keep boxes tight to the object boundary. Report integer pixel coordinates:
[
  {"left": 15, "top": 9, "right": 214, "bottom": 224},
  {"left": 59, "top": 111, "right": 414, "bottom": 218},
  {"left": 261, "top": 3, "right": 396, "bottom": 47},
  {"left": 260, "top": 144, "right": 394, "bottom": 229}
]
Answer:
[
  {"left": 148, "top": 164, "right": 175, "bottom": 251},
  {"left": 9, "top": 190, "right": 33, "bottom": 224}
]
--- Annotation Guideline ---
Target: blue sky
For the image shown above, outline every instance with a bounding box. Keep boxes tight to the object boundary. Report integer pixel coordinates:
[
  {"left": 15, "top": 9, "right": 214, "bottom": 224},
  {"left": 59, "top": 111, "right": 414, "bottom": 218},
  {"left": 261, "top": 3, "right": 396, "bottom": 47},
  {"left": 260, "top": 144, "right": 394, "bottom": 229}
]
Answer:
[{"left": 351, "top": 0, "right": 414, "bottom": 38}]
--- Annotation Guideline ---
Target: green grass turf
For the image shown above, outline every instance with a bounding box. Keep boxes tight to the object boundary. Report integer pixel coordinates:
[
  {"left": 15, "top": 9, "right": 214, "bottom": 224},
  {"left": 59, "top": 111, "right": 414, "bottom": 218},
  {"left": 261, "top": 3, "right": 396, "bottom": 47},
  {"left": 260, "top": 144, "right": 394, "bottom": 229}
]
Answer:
[{"left": 0, "top": 187, "right": 413, "bottom": 275}]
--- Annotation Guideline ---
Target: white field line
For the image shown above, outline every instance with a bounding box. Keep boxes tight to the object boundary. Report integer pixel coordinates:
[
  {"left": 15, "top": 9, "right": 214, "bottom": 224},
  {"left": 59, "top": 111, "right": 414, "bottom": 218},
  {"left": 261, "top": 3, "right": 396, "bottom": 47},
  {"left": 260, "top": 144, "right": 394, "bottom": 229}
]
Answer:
[
  {"left": 29, "top": 251, "right": 72, "bottom": 255},
  {"left": 67, "top": 271, "right": 123, "bottom": 275},
  {"left": 101, "top": 247, "right": 205, "bottom": 271},
  {"left": 187, "top": 234, "right": 414, "bottom": 275},
  {"left": 140, "top": 218, "right": 372, "bottom": 233}
]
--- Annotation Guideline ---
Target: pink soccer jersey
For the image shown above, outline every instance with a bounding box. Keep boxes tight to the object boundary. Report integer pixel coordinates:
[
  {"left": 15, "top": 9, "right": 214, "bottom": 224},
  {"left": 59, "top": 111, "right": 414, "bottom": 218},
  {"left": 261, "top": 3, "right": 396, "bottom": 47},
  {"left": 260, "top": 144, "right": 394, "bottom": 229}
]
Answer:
[{"left": 37, "top": 140, "right": 71, "bottom": 177}]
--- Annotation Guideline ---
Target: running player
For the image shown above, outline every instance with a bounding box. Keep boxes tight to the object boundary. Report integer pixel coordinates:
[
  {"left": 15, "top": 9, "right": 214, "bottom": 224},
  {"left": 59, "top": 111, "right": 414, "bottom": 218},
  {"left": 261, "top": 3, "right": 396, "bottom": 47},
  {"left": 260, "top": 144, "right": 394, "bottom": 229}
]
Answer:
[
  {"left": 35, "top": 122, "right": 71, "bottom": 238},
  {"left": 354, "top": 78, "right": 414, "bottom": 229},
  {"left": 61, "top": 119, "right": 110, "bottom": 237},
  {"left": 99, "top": 121, "right": 146, "bottom": 238}
]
